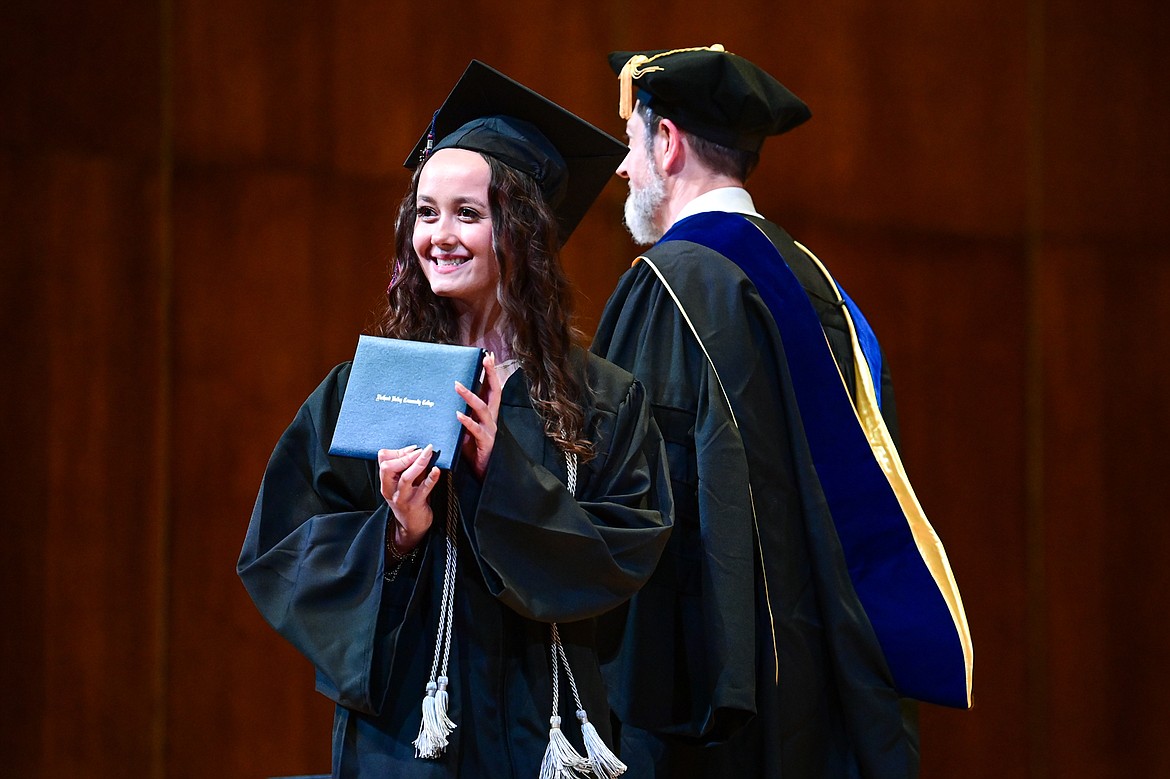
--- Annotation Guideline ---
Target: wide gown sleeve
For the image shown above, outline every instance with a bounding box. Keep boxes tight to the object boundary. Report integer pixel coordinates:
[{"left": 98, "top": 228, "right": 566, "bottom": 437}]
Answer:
[
  {"left": 237, "top": 363, "right": 411, "bottom": 715},
  {"left": 465, "top": 369, "right": 673, "bottom": 624}
]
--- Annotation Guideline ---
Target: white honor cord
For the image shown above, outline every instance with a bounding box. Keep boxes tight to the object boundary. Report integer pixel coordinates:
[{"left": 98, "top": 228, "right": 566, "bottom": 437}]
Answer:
[
  {"left": 413, "top": 473, "right": 459, "bottom": 759},
  {"left": 541, "top": 453, "right": 627, "bottom": 779},
  {"left": 410, "top": 453, "right": 625, "bottom": 777}
]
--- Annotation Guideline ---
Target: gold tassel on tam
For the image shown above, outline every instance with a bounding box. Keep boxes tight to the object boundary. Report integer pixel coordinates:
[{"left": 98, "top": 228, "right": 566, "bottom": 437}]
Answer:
[
  {"left": 618, "top": 54, "right": 651, "bottom": 120},
  {"left": 617, "top": 44, "right": 728, "bottom": 119}
]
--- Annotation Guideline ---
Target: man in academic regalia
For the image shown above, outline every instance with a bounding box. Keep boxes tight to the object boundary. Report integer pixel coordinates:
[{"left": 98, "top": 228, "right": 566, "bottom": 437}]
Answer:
[{"left": 592, "top": 45, "right": 972, "bottom": 778}]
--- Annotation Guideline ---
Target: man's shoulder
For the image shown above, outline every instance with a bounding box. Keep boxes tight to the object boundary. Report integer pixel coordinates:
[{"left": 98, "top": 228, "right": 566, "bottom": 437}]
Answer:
[{"left": 640, "top": 231, "right": 751, "bottom": 288}]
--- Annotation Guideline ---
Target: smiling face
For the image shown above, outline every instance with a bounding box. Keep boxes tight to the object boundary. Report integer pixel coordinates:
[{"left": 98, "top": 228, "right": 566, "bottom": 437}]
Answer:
[{"left": 413, "top": 148, "right": 501, "bottom": 314}]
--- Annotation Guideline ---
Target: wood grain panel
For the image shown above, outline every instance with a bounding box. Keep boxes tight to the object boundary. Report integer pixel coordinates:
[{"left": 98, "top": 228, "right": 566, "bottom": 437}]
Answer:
[
  {"left": 0, "top": 150, "right": 165, "bottom": 775},
  {"left": 173, "top": 0, "right": 644, "bottom": 175},
  {"left": 1040, "top": 241, "right": 1170, "bottom": 777},
  {"left": 1, "top": 2, "right": 167, "bottom": 773},
  {"left": 0, "top": 150, "right": 54, "bottom": 779},
  {"left": 0, "top": 1, "right": 161, "bottom": 156},
  {"left": 1042, "top": 1, "right": 1170, "bottom": 238},
  {"left": 1040, "top": 2, "right": 1170, "bottom": 775}
]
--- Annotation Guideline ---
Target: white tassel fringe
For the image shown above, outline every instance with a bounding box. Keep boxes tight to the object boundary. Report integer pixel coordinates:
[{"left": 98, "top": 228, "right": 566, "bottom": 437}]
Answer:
[
  {"left": 413, "top": 677, "right": 456, "bottom": 758},
  {"left": 578, "top": 709, "right": 626, "bottom": 778},
  {"left": 539, "top": 716, "right": 589, "bottom": 779}
]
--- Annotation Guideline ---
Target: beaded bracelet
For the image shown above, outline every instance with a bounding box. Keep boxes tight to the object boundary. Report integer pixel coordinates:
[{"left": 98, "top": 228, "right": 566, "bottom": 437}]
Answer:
[{"left": 384, "top": 528, "right": 421, "bottom": 583}]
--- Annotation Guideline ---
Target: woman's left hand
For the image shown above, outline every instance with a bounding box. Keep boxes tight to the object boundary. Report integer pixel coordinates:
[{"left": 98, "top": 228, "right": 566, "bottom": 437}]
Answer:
[{"left": 457, "top": 351, "right": 503, "bottom": 482}]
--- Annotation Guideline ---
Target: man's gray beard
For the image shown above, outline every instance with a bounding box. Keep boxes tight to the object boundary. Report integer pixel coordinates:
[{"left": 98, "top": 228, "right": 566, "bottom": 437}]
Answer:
[{"left": 622, "top": 160, "right": 667, "bottom": 245}]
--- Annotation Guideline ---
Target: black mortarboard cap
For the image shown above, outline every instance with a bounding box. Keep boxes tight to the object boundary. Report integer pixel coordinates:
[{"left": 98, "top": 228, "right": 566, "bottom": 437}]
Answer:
[
  {"left": 608, "top": 44, "right": 811, "bottom": 153},
  {"left": 405, "top": 60, "right": 628, "bottom": 244}
]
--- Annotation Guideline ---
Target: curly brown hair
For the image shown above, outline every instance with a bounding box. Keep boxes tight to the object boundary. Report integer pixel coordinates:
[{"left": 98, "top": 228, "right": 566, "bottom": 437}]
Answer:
[{"left": 374, "top": 153, "right": 594, "bottom": 462}]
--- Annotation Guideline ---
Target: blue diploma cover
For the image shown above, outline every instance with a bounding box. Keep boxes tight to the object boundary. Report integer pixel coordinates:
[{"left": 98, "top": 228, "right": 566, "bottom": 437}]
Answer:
[{"left": 329, "top": 335, "right": 485, "bottom": 471}]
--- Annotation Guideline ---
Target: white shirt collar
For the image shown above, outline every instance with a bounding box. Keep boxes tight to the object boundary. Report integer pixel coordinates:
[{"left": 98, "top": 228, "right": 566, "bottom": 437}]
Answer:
[{"left": 671, "top": 187, "right": 761, "bottom": 227}]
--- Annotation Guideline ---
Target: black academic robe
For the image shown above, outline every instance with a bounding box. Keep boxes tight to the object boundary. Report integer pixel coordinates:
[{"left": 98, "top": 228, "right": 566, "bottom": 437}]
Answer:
[
  {"left": 238, "top": 346, "right": 672, "bottom": 779},
  {"left": 592, "top": 218, "right": 918, "bottom": 778}
]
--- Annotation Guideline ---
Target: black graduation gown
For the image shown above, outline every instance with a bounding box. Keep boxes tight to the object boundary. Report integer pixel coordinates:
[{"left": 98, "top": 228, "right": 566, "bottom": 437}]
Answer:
[
  {"left": 238, "top": 346, "right": 672, "bottom": 778},
  {"left": 591, "top": 219, "right": 918, "bottom": 778}
]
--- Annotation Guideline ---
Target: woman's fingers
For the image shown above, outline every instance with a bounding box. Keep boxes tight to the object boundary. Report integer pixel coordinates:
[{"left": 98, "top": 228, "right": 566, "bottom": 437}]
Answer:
[
  {"left": 456, "top": 408, "right": 485, "bottom": 445},
  {"left": 455, "top": 380, "right": 487, "bottom": 414},
  {"left": 480, "top": 352, "right": 504, "bottom": 416},
  {"left": 400, "top": 444, "right": 434, "bottom": 486},
  {"left": 421, "top": 464, "right": 440, "bottom": 492},
  {"left": 379, "top": 445, "right": 421, "bottom": 474},
  {"left": 378, "top": 445, "right": 426, "bottom": 502}
]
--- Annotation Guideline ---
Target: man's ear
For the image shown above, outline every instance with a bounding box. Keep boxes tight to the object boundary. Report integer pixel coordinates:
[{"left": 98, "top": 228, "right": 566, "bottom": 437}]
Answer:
[{"left": 656, "top": 118, "right": 686, "bottom": 175}]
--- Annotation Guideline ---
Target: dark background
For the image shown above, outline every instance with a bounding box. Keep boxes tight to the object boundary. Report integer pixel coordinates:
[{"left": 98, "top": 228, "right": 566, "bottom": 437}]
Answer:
[{"left": 2, "top": 1, "right": 1167, "bottom": 776}]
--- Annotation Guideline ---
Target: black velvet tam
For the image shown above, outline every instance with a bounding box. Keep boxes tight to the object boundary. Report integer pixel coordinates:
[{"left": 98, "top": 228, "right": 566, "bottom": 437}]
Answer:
[{"left": 609, "top": 45, "right": 811, "bottom": 152}]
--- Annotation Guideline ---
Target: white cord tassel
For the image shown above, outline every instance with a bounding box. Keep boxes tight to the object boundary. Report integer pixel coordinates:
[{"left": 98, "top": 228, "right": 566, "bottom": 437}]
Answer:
[
  {"left": 578, "top": 709, "right": 626, "bottom": 779},
  {"left": 539, "top": 715, "right": 590, "bottom": 779},
  {"left": 413, "top": 476, "right": 460, "bottom": 759},
  {"left": 414, "top": 677, "right": 456, "bottom": 758},
  {"left": 541, "top": 452, "right": 623, "bottom": 778},
  {"left": 542, "top": 617, "right": 589, "bottom": 778},
  {"left": 434, "top": 675, "right": 453, "bottom": 724}
]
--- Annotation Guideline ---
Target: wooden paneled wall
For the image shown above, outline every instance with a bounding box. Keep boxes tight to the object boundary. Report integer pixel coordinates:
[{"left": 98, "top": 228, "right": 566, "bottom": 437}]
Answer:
[{"left": 2, "top": 1, "right": 1167, "bottom": 776}]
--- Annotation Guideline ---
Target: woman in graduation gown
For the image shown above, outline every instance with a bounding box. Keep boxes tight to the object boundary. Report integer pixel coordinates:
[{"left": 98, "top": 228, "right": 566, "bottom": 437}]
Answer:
[{"left": 238, "top": 61, "right": 673, "bottom": 779}]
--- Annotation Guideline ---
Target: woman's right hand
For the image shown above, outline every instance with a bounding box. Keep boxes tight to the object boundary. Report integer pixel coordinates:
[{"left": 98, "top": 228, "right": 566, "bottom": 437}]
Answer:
[{"left": 378, "top": 444, "right": 440, "bottom": 552}]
